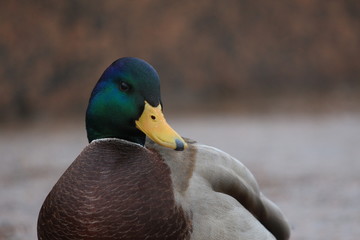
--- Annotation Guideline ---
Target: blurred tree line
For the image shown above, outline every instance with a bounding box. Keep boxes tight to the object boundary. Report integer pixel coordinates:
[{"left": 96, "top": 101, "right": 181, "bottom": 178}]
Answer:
[{"left": 0, "top": 0, "right": 359, "bottom": 121}]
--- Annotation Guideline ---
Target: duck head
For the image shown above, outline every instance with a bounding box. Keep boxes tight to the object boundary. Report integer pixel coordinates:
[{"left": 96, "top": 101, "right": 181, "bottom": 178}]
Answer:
[{"left": 86, "top": 57, "right": 187, "bottom": 151}]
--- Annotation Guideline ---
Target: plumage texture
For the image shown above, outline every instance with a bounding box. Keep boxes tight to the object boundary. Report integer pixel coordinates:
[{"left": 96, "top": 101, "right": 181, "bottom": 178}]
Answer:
[
  {"left": 37, "top": 139, "right": 192, "bottom": 240},
  {"left": 146, "top": 138, "right": 291, "bottom": 240},
  {"left": 38, "top": 137, "right": 290, "bottom": 240}
]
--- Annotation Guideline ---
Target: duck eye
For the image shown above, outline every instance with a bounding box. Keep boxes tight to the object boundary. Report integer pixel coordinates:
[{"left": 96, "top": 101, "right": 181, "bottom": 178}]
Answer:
[{"left": 119, "top": 81, "right": 130, "bottom": 92}]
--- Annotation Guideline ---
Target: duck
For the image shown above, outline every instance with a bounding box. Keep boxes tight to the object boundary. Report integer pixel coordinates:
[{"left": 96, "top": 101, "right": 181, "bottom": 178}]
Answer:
[{"left": 37, "top": 57, "right": 291, "bottom": 240}]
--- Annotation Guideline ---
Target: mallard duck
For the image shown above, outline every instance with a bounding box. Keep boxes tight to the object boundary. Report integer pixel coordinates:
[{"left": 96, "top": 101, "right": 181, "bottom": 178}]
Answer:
[{"left": 37, "top": 57, "right": 290, "bottom": 240}]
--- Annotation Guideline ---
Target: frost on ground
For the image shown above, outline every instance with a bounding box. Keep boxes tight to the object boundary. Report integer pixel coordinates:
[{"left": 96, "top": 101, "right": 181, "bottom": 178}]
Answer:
[{"left": 1, "top": 113, "right": 359, "bottom": 240}]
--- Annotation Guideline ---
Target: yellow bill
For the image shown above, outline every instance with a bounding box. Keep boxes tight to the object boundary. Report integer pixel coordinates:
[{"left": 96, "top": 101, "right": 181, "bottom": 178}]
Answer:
[{"left": 135, "top": 101, "right": 187, "bottom": 151}]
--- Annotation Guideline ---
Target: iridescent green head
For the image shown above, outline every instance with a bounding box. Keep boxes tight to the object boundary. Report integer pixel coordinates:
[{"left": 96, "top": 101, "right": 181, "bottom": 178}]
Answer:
[{"left": 86, "top": 57, "right": 187, "bottom": 150}]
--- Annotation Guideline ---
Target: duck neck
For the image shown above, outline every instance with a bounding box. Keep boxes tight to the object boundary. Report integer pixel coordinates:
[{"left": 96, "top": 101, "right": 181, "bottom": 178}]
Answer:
[{"left": 85, "top": 115, "right": 146, "bottom": 145}]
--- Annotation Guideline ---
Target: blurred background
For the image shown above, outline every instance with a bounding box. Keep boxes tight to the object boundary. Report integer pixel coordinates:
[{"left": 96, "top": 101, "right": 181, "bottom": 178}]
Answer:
[{"left": 1, "top": 0, "right": 359, "bottom": 239}]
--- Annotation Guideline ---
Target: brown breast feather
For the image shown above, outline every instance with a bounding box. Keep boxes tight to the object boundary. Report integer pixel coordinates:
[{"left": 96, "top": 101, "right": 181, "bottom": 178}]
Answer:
[{"left": 37, "top": 139, "right": 192, "bottom": 240}]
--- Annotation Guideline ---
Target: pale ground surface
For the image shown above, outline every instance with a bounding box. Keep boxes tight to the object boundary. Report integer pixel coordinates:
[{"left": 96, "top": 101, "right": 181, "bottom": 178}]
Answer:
[{"left": 0, "top": 112, "right": 359, "bottom": 240}]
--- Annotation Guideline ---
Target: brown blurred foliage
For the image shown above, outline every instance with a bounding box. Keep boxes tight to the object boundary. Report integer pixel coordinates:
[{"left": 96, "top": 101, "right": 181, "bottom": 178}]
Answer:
[{"left": 0, "top": 0, "right": 359, "bottom": 121}]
